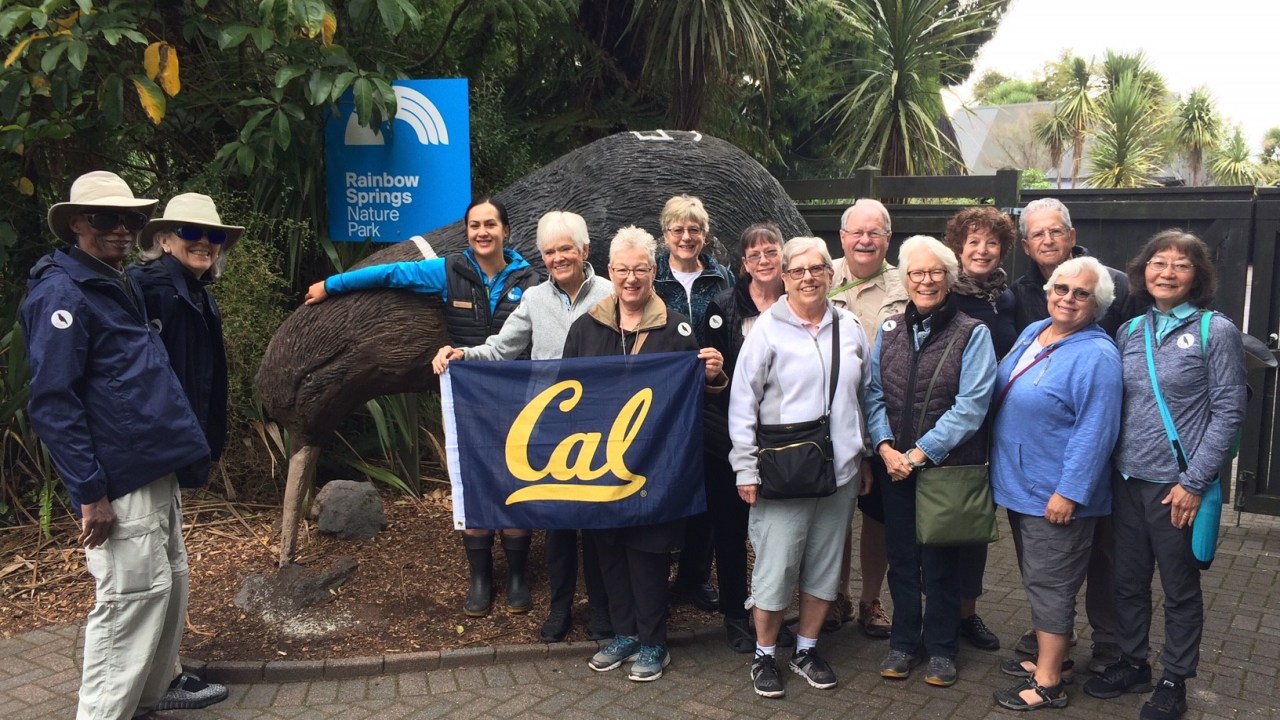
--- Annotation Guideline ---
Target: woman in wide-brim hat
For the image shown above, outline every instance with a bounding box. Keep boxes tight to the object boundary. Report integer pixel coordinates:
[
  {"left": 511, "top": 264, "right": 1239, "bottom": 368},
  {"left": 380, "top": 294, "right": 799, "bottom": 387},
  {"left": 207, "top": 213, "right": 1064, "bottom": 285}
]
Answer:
[{"left": 128, "top": 193, "right": 244, "bottom": 467}]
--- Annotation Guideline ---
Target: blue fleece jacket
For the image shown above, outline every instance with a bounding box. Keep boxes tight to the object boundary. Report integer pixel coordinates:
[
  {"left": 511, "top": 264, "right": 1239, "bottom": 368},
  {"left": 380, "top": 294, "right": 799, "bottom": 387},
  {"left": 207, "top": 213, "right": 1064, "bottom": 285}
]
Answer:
[
  {"left": 990, "top": 319, "right": 1122, "bottom": 517},
  {"left": 324, "top": 247, "right": 531, "bottom": 317}
]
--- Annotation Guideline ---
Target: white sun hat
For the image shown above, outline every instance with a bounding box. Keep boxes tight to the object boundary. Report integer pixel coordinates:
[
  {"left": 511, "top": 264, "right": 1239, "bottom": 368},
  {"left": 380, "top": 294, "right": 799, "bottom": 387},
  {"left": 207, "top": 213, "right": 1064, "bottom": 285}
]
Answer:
[
  {"left": 138, "top": 192, "right": 245, "bottom": 254},
  {"left": 46, "top": 171, "right": 158, "bottom": 244}
]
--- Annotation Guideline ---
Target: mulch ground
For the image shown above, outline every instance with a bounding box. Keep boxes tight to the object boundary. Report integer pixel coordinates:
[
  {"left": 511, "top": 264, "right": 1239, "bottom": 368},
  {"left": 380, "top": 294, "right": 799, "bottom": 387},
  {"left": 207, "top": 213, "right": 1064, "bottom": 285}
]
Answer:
[{"left": 0, "top": 488, "right": 719, "bottom": 661}]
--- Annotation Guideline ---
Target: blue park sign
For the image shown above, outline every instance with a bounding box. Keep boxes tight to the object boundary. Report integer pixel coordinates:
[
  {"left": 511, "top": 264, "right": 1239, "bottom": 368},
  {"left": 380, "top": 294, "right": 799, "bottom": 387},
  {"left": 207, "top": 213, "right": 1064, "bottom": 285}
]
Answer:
[{"left": 325, "top": 78, "right": 471, "bottom": 242}]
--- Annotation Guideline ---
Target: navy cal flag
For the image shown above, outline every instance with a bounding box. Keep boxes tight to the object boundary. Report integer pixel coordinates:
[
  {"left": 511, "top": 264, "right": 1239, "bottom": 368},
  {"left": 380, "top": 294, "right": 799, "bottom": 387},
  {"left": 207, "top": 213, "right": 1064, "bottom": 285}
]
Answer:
[{"left": 441, "top": 352, "right": 707, "bottom": 530}]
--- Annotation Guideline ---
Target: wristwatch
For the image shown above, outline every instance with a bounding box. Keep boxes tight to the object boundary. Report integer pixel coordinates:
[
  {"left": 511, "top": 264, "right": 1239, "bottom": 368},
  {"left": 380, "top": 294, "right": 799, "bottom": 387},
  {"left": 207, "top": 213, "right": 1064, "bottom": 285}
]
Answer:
[{"left": 907, "top": 449, "right": 928, "bottom": 469}]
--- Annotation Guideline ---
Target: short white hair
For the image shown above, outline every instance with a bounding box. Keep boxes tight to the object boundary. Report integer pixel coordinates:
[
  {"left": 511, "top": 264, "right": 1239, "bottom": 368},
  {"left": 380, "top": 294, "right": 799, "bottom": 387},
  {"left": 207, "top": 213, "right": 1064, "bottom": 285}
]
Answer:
[
  {"left": 840, "top": 198, "right": 891, "bottom": 234},
  {"left": 897, "top": 235, "right": 958, "bottom": 286},
  {"left": 608, "top": 225, "right": 657, "bottom": 265},
  {"left": 781, "top": 236, "right": 832, "bottom": 269},
  {"left": 1044, "top": 256, "right": 1114, "bottom": 320},
  {"left": 537, "top": 211, "right": 589, "bottom": 253}
]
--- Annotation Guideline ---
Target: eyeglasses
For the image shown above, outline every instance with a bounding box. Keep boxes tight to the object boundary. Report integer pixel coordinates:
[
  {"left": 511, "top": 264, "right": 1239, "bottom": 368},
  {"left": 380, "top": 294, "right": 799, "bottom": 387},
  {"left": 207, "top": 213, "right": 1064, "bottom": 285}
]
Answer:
[
  {"left": 173, "top": 226, "right": 229, "bottom": 244},
  {"left": 1027, "top": 227, "right": 1068, "bottom": 243},
  {"left": 665, "top": 226, "right": 704, "bottom": 238},
  {"left": 905, "top": 269, "right": 947, "bottom": 282},
  {"left": 1146, "top": 259, "right": 1194, "bottom": 274},
  {"left": 744, "top": 248, "right": 780, "bottom": 264},
  {"left": 783, "top": 264, "right": 831, "bottom": 280},
  {"left": 83, "top": 211, "right": 148, "bottom": 233},
  {"left": 839, "top": 228, "right": 887, "bottom": 240},
  {"left": 610, "top": 266, "right": 652, "bottom": 279},
  {"left": 1051, "top": 283, "right": 1094, "bottom": 302}
]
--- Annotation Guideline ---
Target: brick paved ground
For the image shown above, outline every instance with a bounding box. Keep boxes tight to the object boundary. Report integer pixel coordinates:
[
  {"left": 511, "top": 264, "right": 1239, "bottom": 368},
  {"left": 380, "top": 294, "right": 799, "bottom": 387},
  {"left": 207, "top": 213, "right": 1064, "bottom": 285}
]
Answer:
[{"left": 3, "top": 511, "right": 1277, "bottom": 719}]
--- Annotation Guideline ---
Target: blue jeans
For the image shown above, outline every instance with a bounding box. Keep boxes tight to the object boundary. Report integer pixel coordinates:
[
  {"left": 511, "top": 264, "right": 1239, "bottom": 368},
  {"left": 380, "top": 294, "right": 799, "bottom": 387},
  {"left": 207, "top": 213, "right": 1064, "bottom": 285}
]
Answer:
[{"left": 878, "top": 460, "right": 962, "bottom": 659}]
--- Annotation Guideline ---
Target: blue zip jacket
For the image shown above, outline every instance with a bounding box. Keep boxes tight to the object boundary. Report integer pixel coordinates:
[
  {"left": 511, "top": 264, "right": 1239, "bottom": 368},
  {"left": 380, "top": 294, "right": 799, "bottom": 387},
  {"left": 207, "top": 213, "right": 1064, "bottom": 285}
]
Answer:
[
  {"left": 653, "top": 252, "right": 732, "bottom": 345},
  {"left": 325, "top": 247, "right": 532, "bottom": 317},
  {"left": 21, "top": 250, "right": 210, "bottom": 513},
  {"left": 990, "top": 319, "right": 1122, "bottom": 517}
]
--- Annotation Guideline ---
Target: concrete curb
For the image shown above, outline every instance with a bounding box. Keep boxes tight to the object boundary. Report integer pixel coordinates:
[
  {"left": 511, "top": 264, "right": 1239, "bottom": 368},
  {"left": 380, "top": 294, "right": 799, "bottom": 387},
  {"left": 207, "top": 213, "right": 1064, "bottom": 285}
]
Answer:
[{"left": 192, "top": 621, "right": 734, "bottom": 683}]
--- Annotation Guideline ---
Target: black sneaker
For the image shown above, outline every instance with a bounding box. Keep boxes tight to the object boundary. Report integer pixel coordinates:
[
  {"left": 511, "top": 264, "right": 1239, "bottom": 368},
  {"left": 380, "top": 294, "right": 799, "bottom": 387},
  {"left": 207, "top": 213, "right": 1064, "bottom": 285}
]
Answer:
[
  {"left": 1141, "top": 678, "right": 1188, "bottom": 720},
  {"left": 789, "top": 648, "right": 837, "bottom": 689},
  {"left": 672, "top": 580, "right": 720, "bottom": 612},
  {"left": 724, "top": 616, "right": 754, "bottom": 654},
  {"left": 539, "top": 607, "right": 572, "bottom": 643},
  {"left": 1083, "top": 659, "right": 1153, "bottom": 699},
  {"left": 751, "top": 653, "right": 786, "bottom": 698},
  {"left": 1088, "top": 641, "right": 1122, "bottom": 674},
  {"left": 959, "top": 614, "right": 1000, "bottom": 651},
  {"left": 155, "top": 672, "right": 229, "bottom": 710}
]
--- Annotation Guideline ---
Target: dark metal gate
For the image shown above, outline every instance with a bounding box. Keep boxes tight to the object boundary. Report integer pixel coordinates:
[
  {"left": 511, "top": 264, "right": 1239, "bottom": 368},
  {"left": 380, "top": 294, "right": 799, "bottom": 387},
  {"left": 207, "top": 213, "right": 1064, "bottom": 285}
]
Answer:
[{"left": 1239, "top": 188, "right": 1280, "bottom": 514}]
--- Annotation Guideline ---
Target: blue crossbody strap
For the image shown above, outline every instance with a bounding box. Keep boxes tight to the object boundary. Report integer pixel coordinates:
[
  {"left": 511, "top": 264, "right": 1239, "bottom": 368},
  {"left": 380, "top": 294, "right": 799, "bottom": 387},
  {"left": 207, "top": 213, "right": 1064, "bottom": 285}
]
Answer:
[{"left": 1141, "top": 317, "right": 1190, "bottom": 472}]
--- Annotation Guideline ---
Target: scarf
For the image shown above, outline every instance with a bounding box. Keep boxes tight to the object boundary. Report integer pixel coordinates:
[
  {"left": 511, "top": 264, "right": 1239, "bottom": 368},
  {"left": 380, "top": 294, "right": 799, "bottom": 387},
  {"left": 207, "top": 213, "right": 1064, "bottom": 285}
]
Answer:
[{"left": 952, "top": 267, "right": 1008, "bottom": 308}]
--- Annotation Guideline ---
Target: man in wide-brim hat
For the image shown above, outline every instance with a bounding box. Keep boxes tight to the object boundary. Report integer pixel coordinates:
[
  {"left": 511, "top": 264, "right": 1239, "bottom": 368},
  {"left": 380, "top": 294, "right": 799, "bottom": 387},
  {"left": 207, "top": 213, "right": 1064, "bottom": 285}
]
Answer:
[{"left": 21, "top": 171, "right": 212, "bottom": 720}]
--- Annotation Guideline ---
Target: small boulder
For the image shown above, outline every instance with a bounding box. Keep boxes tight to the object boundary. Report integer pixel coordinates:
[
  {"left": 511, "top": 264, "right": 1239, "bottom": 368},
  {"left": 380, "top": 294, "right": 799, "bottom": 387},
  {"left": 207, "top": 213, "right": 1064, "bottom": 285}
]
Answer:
[{"left": 310, "top": 479, "right": 387, "bottom": 541}]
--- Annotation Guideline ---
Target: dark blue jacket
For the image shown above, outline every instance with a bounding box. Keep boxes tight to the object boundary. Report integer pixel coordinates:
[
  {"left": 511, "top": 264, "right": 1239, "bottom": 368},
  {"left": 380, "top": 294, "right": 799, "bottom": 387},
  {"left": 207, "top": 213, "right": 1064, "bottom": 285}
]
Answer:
[
  {"left": 21, "top": 249, "right": 210, "bottom": 513},
  {"left": 953, "top": 288, "right": 1018, "bottom": 358},
  {"left": 129, "top": 254, "right": 228, "bottom": 461},
  {"left": 653, "top": 252, "right": 732, "bottom": 346}
]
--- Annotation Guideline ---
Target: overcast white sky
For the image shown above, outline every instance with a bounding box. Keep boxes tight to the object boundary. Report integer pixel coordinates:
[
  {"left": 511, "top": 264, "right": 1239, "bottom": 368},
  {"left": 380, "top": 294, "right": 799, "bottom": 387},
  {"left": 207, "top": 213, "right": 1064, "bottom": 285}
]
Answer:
[{"left": 945, "top": 0, "right": 1279, "bottom": 149}]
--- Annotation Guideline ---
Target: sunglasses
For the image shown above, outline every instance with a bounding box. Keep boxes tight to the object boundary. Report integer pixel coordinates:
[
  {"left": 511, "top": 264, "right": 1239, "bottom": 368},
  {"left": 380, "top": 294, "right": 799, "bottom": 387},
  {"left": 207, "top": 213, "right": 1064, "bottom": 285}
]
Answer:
[
  {"left": 1051, "top": 283, "right": 1093, "bottom": 302},
  {"left": 173, "top": 225, "right": 229, "bottom": 244},
  {"left": 83, "top": 211, "right": 148, "bottom": 233}
]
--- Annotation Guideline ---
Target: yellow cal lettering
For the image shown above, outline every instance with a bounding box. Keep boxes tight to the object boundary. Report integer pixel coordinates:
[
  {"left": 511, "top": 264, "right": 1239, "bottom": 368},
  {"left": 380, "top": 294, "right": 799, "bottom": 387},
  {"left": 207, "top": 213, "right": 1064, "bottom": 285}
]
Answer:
[{"left": 504, "top": 382, "right": 653, "bottom": 504}]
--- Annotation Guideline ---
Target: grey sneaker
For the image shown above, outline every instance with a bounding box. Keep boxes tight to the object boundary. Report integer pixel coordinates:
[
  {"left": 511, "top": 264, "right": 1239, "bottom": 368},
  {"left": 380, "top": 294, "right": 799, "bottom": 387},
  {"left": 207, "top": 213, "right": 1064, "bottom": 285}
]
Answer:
[
  {"left": 589, "top": 635, "right": 641, "bottom": 672},
  {"left": 155, "top": 672, "right": 228, "bottom": 710},
  {"left": 751, "top": 653, "right": 786, "bottom": 698},
  {"left": 878, "top": 649, "right": 918, "bottom": 679},
  {"left": 627, "top": 644, "right": 670, "bottom": 682},
  {"left": 924, "top": 656, "right": 957, "bottom": 687},
  {"left": 789, "top": 648, "right": 837, "bottom": 689}
]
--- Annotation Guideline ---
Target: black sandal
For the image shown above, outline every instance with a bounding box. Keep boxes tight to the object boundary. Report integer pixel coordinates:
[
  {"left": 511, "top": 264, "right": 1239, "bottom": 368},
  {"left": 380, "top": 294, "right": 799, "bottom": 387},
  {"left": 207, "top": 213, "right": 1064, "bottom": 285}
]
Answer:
[
  {"left": 999, "top": 656, "right": 1075, "bottom": 684},
  {"left": 994, "top": 677, "right": 1069, "bottom": 711}
]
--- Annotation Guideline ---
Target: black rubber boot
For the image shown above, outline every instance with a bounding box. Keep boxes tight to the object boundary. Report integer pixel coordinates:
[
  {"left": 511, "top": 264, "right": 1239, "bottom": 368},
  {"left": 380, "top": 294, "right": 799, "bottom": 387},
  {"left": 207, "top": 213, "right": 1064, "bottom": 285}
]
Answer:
[
  {"left": 501, "top": 533, "right": 532, "bottom": 613},
  {"left": 462, "top": 533, "right": 494, "bottom": 617}
]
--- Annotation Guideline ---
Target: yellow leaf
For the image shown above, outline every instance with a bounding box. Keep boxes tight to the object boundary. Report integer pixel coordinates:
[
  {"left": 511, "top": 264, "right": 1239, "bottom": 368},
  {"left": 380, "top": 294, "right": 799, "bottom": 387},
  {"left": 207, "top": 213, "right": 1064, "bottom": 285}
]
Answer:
[
  {"left": 131, "top": 76, "right": 166, "bottom": 124},
  {"left": 4, "top": 32, "right": 45, "bottom": 69},
  {"left": 16, "top": 178, "right": 34, "bottom": 196},
  {"left": 455, "top": 625, "right": 464, "bottom": 634},
  {"left": 143, "top": 42, "right": 180, "bottom": 97},
  {"left": 53, "top": 11, "right": 80, "bottom": 32},
  {"left": 322, "top": 12, "right": 337, "bottom": 47},
  {"left": 30, "top": 75, "right": 48, "bottom": 91}
]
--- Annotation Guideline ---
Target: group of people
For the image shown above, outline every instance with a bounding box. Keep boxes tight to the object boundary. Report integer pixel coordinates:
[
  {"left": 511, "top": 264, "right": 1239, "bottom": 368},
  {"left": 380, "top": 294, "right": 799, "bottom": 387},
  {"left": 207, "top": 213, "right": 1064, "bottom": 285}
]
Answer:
[
  {"left": 22, "top": 172, "right": 242, "bottom": 719},
  {"left": 23, "top": 169, "right": 1246, "bottom": 720}
]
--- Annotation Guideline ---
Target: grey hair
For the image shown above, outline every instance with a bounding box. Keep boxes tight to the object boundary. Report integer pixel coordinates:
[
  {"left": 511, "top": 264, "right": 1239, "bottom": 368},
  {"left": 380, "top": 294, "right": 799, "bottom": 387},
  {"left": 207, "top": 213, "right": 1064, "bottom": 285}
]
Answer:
[
  {"left": 536, "top": 210, "right": 590, "bottom": 253},
  {"left": 1044, "top": 256, "right": 1114, "bottom": 320},
  {"left": 1019, "top": 198, "right": 1073, "bottom": 237},
  {"left": 608, "top": 225, "right": 657, "bottom": 266},
  {"left": 136, "top": 230, "right": 229, "bottom": 280},
  {"left": 781, "top": 236, "right": 833, "bottom": 269},
  {"left": 897, "top": 235, "right": 959, "bottom": 286},
  {"left": 840, "top": 198, "right": 891, "bottom": 235}
]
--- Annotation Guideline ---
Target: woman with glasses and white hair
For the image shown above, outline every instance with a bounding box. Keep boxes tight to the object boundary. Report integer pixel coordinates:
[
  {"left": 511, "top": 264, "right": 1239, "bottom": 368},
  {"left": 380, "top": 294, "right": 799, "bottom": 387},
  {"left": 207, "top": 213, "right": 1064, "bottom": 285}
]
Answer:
[
  {"left": 431, "top": 210, "right": 616, "bottom": 645},
  {"left": 990, "top": 256, "right": 1123, "bottom": 711},
  {"left": 563, "top": 225, "right": 726, "bottom": 683},
  {"left": 729, "top": 236, "right": 872, "bottom": 699},
  {"left": 652, "top": 194, "right": 734, "bottom": 613},
  {"left": 864, "top": 235, "right": 997, "bottom": 689}
]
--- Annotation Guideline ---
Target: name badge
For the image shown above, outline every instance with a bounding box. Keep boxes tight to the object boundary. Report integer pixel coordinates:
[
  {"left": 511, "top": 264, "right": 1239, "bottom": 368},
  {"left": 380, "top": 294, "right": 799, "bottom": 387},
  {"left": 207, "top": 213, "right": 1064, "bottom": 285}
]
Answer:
[{"left": 452, "top": 300, "right": 474, "bottom": 310}]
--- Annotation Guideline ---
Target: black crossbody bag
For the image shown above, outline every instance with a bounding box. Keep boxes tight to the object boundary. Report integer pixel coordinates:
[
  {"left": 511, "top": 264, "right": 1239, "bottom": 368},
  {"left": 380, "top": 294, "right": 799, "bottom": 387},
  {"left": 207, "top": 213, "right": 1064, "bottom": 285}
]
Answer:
[{"left": 754, "top": 312, "right": 840, "bottom": 500}]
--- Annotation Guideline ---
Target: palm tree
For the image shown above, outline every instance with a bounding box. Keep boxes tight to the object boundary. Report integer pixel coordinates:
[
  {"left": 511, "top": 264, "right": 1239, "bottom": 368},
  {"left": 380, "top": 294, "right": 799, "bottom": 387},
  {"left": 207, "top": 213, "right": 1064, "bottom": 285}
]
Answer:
[
  {"left": 1210, "top": 127, "right": 1263, "bottom": 186},
  {"left": 626, "top": 0, "right": 781, "bottom": 130},
  {"left": 1173, "top": 88, "right": 1221, "bottom": 186},
  {"left": 821, "top": 0, "right": 1011, "bottom": 176},
  {"left": 1033, "top": 111, "right": 1071, "bottom": 188},
  {"left": 1261, "top": 126, "right": 1280, "bottom": 165},
  {"left": 1085, "top": 72, "right": 1165, "bottom": 188},
  {"left": 1054, "top": 55, "right": 1100, "bottom": 187}
]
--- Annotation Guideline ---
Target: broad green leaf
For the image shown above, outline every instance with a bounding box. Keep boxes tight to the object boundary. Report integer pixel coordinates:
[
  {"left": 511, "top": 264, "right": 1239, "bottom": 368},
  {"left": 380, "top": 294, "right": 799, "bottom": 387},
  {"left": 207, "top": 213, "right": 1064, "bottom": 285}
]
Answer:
[
  {"left": 121, "top": 29, "right": 146, "bottom": 45},
  {"left": 239, "top": 107, "right": 271, "bottom": 140},
  {"left": 65, "top": 39, "right": 86, "bottom": 70},
  {"left": 75, "top": 0, "right": 91, "bottom": 12},
  {"left": 306, "top": 70, "right": 334, "bottom": 106},
  {"left": 274, "top": 64, "right": 308, "bottom": 88},
  {"left": 101, "top": 28, "right": 122, "bottom": 45},
  {"left": 298, "top": 0, "right": 326, "bottom": 37},
  {"left": 217, "top": 24, "right": 253, "bottom": 50},
  {"left": 30, "top": 10, "right": 46, "bottom": 28},
  {"left": 129, "top": 74, "right": 165, "bottom": 124},
  {"left": 330, "top": 70, "right": 355, "bottom": 103},
  {"left": 348, "top": 0, "right": 372, "bottom": 22},
  {"left": 39, "top": 39, "right": 67, "bottom": 74},
  {"left": 271, "top": 109, "right": 290, "bottom": 150},
  {"left": 352, "top": 76, "right": 372, "bottom": 124},
  {"left": 249, "top": 27, "right": 274, "bottom": 52},
  {"left": 235, "top": 143, "right": 255, "bottom": 175},
  {"left": 98, "top": 74, "right": 123, "bottom": 126},
  {"left": 395, "top": 0, "right": 422, "bottom": 29},
  {"left": 0, "top": 75, "right": 25, "bottom": 120},
  {"left": 237, "top": 97, "right": 274, "bottom": 107},
  {"left": 375, "top": 0, "right": 404, "bottom": 34},
  {"left": 49, "top": 72, "right": 67, "bottom": 110},
  {"left": 0, "top": 8, "right": 34, "bottom": 37}
]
